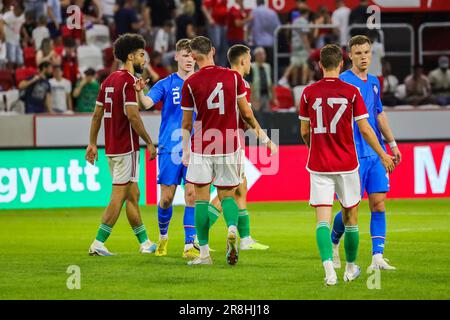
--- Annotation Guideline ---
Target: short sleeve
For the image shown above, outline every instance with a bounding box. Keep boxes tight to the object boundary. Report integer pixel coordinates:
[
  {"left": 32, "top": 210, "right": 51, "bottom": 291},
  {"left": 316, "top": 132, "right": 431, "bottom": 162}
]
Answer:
[
  {"left": 353, "top": 89, "right": 369, "bottom": 121},
  {"left": 375, "top": 79, "right": 383, "bottom": 114},
  {"left": 236, "top": 73, "right": 246, "bottom": 99},
  {"left": 96, "top": 83, "right": 105, "bottom": 107},
  {"left": 298, "top": 91, "right": 309, "bottom": 121},
  {"left": 148, "top": 79, "right": 166, "bottom": 105},
  {"left": 124, "top": 78, "right": 138, "bottom": 106},
  {"left": 181, "top": 81, "right": 194, "bottom": 111}
]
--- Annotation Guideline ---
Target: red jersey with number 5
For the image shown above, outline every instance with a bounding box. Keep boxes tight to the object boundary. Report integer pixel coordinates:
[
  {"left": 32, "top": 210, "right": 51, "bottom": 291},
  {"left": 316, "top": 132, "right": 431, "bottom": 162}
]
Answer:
[
  {"left": 96, "top": 69, "right": 139, "bottom": 156},
  {"left": 181, "top": 65, "right": 246, "bottom": 155},
  {"left": 299, "top": 77, "right": 369, "bottom": 174}
]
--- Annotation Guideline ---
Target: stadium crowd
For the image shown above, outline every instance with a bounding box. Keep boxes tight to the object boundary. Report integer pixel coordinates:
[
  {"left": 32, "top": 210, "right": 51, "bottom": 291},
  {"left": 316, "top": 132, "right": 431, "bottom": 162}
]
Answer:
[{"left": 0, "top": 0, "right": 449, "bottom": 114}]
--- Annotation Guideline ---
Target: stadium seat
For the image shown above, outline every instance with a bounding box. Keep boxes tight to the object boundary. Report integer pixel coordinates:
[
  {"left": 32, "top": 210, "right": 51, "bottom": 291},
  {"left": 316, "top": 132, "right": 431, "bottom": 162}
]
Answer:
[
  {"left": 103, "top": 47, "right": 115, "bottom": 68},
  {"left": 77, "top": 45, "right": 104, "bottom": 73},
  {"left": 271, "top": 85, "right": 295, "bottom": 112},
  {"left": 15, "top": 67, "right": 37, "bottom": 87},
  {"left": 0, "top": 70, "right": 15, "bottom": 91},
  {"left": 86, "top": 24, "right": 111, "bottom": 50},
  {"left": 23, "top": 47, "right": 37, "bottom": 68}
]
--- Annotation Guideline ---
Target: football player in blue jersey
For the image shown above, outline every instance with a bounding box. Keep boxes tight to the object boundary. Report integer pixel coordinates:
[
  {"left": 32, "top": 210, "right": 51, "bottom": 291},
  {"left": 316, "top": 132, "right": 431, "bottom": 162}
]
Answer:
[
  {"left": 134, "top": 39, "right": 200, "bottom": 259},
  {"left": 331, "top": 35, "right": 402, "bottom": 270}
]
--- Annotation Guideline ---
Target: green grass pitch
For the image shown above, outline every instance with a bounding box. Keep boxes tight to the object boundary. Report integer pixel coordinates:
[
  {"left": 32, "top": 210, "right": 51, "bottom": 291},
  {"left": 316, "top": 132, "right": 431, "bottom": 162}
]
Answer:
[{"left": 0, "top": 199, "right": 449, "bottom": 300}]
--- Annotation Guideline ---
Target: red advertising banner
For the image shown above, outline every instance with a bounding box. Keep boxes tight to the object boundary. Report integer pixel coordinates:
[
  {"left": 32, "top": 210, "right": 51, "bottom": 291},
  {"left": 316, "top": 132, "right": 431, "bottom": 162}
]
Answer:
[
  {"left": 145, "top": 142, "right": 450, "bottom": 204},
  {"left": 268, "top": 0, "right": 450, "bottom": 13}
]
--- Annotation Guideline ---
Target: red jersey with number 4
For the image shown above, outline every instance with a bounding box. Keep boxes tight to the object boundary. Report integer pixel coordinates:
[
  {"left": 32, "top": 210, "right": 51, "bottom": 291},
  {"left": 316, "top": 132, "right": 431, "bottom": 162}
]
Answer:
[
  {"left": 181, "top": 65, "right": 246, "bottom": 155},
  {"left": 96, "top": 70, "right": 140, "bottom": 156},
  {"left": 299, "top": 77, "right": 369, "bottom": 174}
]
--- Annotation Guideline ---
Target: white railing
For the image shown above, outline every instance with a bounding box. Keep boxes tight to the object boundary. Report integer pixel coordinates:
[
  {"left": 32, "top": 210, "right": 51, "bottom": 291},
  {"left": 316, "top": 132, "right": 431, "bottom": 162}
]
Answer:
[{"left": 418, "top": 22, "right": 450, "bottom": 64}]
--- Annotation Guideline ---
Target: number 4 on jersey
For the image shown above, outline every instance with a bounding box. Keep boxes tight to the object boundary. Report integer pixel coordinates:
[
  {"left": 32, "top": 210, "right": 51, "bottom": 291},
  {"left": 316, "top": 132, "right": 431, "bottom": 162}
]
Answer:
[
  {"left": 207, "top": 82, "right": 225, "bottom": 115},
  {"left": 312, "top": 97, "right": 348, "bottom": 134}
]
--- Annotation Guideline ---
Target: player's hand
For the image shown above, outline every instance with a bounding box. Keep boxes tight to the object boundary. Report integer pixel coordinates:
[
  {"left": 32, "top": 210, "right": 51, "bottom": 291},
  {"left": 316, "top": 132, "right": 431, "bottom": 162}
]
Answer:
[
  {"left": 134, "top": 78, "right": 149, "bottom": 92},
  {"left": 182, "top": 150, "right": 190, "bottom": 167},
  {"left": 391, "top": 146, "right": 402, "bottom": 166},
  {"left": 381, "top": 153, "right": 395, "bottom": 174},
  {"left": 267, "top": 140, "right": 278, "bottom": 156},
  {"left": 147, "top": 144, "right": 157, "bottom": 161},
  {"left": 85, "top": 144, "right": 98, "bottom": 165}
]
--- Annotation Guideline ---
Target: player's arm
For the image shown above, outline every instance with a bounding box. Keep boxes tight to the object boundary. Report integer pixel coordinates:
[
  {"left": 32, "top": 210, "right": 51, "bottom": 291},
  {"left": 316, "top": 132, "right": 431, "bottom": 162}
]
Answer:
[
  {"left": 377, "top": 111, "right": 402, "bottom": 165},
  {"left": 357, "top": 118, "right": 395, "bottom": 174},
  {"left": 181, "top": 109, "right": 193, "bottom": 166},
  {"left": 86, "top": 104, "right": 104, "bottom": 164},
  {"left": 126, "top": 105, "right": 157, "bottom": 160},
  {"left": 300, "top": 120, "right": 310, "bottom": 147},
  {"left": 237, "top": 96, "right": 278, "bottom": 155},
  {"left": 133, "top": 78, "right": 156, "bottom": 110}
]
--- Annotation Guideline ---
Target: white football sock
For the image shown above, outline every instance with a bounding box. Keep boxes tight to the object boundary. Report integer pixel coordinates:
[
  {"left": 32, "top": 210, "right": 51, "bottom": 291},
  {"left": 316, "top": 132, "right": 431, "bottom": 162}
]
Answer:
[
  {"left": 184, "top": 243, "right": 194, "bottom": 251},
  {"left": 199, "top": 244, "right": 210, "bottom": 258}
]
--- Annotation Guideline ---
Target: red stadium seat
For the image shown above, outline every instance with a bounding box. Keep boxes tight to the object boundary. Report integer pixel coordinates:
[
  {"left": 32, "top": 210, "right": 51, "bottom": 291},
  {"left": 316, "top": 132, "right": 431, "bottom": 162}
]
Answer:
[
  {"left": 23, "top": 47, "right": 37, "bottom": 68},
  {"left": 270, "top": 85, "right": 295, "bottom": 111},
  {"left": 15, "top": 67, "right": 38, "bottom": 87},
  {"left": 0, "top": 70, "right": 15, "bottom": 91}
]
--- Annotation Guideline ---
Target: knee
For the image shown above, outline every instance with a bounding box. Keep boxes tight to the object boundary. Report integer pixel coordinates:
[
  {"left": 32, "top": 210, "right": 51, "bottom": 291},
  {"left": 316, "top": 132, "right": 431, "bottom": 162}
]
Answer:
[
  {"left": 370, "top": 199, "right": 385, "bottom": 213},
  {"left": 160, "top": 195, "right": 174, "bottom": 209},
  {"left": 184, "top": 189, "right": 195, "bottom": 207}
]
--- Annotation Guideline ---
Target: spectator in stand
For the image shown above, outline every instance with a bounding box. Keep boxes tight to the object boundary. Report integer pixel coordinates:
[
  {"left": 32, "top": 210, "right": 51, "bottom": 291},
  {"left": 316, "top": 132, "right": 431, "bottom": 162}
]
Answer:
[
  {"left": 21, "top": 11, "right": 36, "bottom": 47},
  {"left": 278, "top": 3, "right": 311, "bottom": 87},
  {"left": 32, "top": 15, "right": 50, "bottom": 50},
  {"left": 61, "top": 37, "right": 79, "bottom": 85},
  {"left": 175, "top": 0, "right": 197, "bottom": 41},
  {"left": 114, "top": 0, "right": 141, "bottom": 36},
  {"left": 142, "top": 0, "right": 176, "bottom": 31},
  {"left": 248, "top": 0, "right": 281, "bottom": 67},
  {"left": 313, "top": 6, "right": 332, "bottom": 48},
  {"left": 404, "top": 64, "right": 436, "bottom": 106},
  {"left": 46, "top": 0, "right": 62, "bottom": 40},
  {"left": 24, "top": 0, "right": 47, "bottom": 20},
  {"left": 428, "top": 56, "right": 450, "bottom": 106},
  {"left": 2, "top": 3, "right": 25, "bottom": 69},
  {"left": 148, "top": 50, "right": 170, "bottom": 82},
  {"left": 154, "top": 20, "right": 176, "bottom": 67},
  {"left": 100, "top": 0, "right": 117, "bottom": 25},
  {"left": 49, "top": 64, "right": 73, "bottom": 113},
  {"left": 368, "top": 30, "right": 384, "bottom": 78},
  {"left": 381, "top": 60, "right": 401, "bottom": 106},
  {"left": 0, "top": 37, "right": 6, "bottom": 69},
  {"left": 72, "top": 68, "right": 100, "bottom": 113},
  {"left": 248, "top": 47, "right": 278, "bottom": 112},
  {"left": 226, "top": 0, "right": 251, "bottom": 47},
  {"left": 79, "top": 0, "right": 103, "bottom": 23},
  {"left": 19, "top": 61, "right": 54, "bottom": 114},
  {"left": 349, "top": 0, "right": 369, "bottom": 37},
  {"left": 331, "top": 0, "right": 350, "bottom": 48},
  {"left": 202, "top": 0, "right": 228, "bottom": 67},
  {"left": 36, "top": 37, "right": 61, "bottom": 66}
]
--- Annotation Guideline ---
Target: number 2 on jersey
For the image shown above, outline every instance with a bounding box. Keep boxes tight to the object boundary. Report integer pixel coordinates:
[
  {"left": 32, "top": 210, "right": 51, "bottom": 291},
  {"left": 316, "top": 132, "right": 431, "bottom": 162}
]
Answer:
[
  {"left": 207, "top": 82, "right": 225, "bottom": 115},
  {"left": 312, "top": 98, "right": 348, "bottom": 134}
]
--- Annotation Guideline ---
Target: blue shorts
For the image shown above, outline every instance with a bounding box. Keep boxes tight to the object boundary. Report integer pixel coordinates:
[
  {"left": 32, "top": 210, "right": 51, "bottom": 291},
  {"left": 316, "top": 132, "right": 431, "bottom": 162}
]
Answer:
[
  {"left": 359, "top": 155, "right": 390, "bottom": 196},
  {"left": 157, "top": 152, "right": 187, "bottom": 186}
]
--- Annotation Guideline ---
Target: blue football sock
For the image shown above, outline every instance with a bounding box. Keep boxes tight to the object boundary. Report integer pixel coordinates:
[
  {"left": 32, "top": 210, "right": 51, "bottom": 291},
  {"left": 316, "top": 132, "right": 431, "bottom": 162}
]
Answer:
[
  {"left": 158, "top": 205, "right": 173, "bottom": 236},
  {"left": 370, "top": 211, "right": 386, "bottom": 255},
  {"left": 331, "top": 211, "right": 345, "bottom": 245},
  {"left": 183, "top": 206, "right": 196, "bottom": 244}
]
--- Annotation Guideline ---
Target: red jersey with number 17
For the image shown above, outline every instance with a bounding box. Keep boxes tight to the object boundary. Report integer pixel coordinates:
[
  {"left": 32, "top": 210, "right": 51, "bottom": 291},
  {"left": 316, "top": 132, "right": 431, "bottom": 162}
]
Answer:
[
  {"left": 96, "top": 69, "right": 140, "bottom": 156},
  {"left": 299, "top": 77, "right": 369, "bottom": 174},
  {"left": 181, "top": 65, "right": 247, "bottom": 155}
]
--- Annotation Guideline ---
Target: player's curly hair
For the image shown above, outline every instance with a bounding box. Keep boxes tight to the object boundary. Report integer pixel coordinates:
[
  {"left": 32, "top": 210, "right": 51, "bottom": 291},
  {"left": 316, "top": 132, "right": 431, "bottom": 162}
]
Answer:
[{"left": 113, "top": 33, "right": 146, "bottom": 63}]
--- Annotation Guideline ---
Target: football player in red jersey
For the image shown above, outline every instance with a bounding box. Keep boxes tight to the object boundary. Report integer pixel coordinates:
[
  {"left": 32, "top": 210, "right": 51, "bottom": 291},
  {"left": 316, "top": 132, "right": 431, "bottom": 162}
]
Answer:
[
  {"left": 85, "top": 33, "right": 158, "bottom": 256},
  {"left": 180, "top": 36, "right": 277, "bottom": 266},
  {"left": 299, "top": 44, "right": 395, "bottom": 285}
]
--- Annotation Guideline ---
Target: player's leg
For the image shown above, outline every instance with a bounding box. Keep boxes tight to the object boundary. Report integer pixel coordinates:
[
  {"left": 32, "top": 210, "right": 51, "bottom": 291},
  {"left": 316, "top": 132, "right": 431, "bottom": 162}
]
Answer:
[
  {"left": 155, "top": 184, "right": 176, "bottom": 256},
  {"left": 310, "top": 173, "right": 337, "bottom": 286},
  {"left": 208, "top": 195, "right": 222, "bottom": 227},
  {"left": 336, "top": 172, "right": 362, "bottom": 282},
  {"left": 182, "top": 182, "right": 200, "bottom": 259},
  {"left": 125, "top": 182, "right": 157, "bottom": 254},
  {"left": 237, "top": 178, "right": 269, "bottom": 250},
  {"left": 367, "top": 156, "right": 395, "bottom": 270}
]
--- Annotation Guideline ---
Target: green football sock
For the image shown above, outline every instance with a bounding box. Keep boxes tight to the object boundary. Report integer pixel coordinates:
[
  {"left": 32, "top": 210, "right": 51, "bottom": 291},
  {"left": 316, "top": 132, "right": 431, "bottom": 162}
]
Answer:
[
  {"left": 133, "top": 224, "right": 149, "bottom": 244},
  {"left": 221, "top": 197, "right": 239, "bottom": 228},
  {"left": 195, "top": 201, "right": 210, "bottom": 246},
  {"left": 95, "top": 223, "right": 112, "bottom": 243},
  {"left": 344, "top": 225, "right": 359, "bottom": 263},
  {"left": 316, "top": 221, "right": 332, "bottom": 262},
  {"left": 208, "top": 203, "right": 221, "bottom": 227},
  {"left": 238, "top": 209, "right": 250, "bottom": 238}
]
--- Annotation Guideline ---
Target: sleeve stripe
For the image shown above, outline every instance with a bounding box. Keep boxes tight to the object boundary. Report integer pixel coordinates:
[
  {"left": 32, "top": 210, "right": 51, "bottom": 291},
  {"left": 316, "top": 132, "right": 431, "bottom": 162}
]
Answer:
[
  {"left": 181, "top": 107, "right": 194, "bottom": 111},
  {"left": 303, "top": 94, "right": 307, "bottom": 103},
  {"left": 352, "top": 94, "right": 356, "bottom": 103},
  {"left": 354, "top": 114, "right": 369, "bottom": 121},
  {"left": 299, "top": 115, "right": 310, "bottom": 121},
  {"left": 124, "top": 102, "right": 138, "bottom": 106},
  {"left": 96, "top": 101, "right": 103, "bottom": 106},
  {"left": 237, "top": 92, "right": 246, "bottom": 99}
]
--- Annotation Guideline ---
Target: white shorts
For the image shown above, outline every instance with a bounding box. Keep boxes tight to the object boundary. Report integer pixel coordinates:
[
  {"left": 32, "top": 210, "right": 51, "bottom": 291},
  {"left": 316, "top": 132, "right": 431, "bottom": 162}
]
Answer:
[
  {"left": 107, "top": 151, "right": 140, "bottom": 185},
  {"left": 186, "top": 151, "right": 242, "bottom": 188},
  {"left": 309, "top": 171, "right": 361, "bottom": 209}
]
